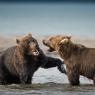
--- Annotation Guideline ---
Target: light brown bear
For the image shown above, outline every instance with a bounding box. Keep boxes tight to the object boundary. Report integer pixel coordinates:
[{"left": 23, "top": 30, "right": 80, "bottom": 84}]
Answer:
[{"left": 43, "top": 35, "right": 95, "bottom": 85}]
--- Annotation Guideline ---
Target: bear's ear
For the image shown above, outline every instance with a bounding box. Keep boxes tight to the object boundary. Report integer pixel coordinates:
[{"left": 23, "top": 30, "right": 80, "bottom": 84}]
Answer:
[
  {"left": 28, "top": 33, "right": 32, "bottom": 37},
  {"left": 16, "top": 39, "right": 20, "bottom": 44},
  {"left": 68, "top": 36, "right": 71, "bottom": 40},
  {"left": 60, "top": 38, "right": 69, "bottom": 43},
  {"left": 60, "top": 36, "right": 71, "bottom": 44}
]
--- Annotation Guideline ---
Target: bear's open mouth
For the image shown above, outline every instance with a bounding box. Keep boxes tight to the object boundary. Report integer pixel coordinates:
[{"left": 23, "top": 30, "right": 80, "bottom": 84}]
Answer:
[
  {"left": 47, "top": 47, "right": 55, "bottom": 52},
  {"left": 43, "top": 40, "right": 55, "bottom": 52},
  {"left": 32, "top": 51, "right": 39, "bottom": 56}
]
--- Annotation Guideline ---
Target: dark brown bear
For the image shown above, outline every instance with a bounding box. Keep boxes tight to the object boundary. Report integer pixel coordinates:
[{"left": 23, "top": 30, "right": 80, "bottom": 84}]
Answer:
[
  {"left": 43, "top": 35, "right": 95, "bottom": 85},
  {"left": 0, "top": 34, "right": 66, "bottom": 84}
]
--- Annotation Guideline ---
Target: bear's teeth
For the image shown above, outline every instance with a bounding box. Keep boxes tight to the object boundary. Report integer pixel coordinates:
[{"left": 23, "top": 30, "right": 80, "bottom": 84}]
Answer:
[{"left": 33, "top": 51, "right": 39, "bottom": 56}]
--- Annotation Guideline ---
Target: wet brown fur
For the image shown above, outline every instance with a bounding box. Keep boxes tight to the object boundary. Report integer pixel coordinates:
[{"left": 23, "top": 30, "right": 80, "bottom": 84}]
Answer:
[
  {"left": 0, "top": 34, "right": 66, "bottom": 84},
  {"left": 43, "top": 35, "right": 95, "bottom": 85}
]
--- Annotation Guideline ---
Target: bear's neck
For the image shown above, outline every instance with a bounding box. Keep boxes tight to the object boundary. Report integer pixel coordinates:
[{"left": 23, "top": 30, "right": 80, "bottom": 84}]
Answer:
[
  {"left": 58, "top": 43, "right": 76, "bottom": 60},
  {"left": 58, "top": 43, "right": 87, "bottom": 60},
  {"left": 55, "top": 43, "right": 61, "bottom": 51},
  {"left": 16, "top": 46, "right": 28, "bottom": 57}
]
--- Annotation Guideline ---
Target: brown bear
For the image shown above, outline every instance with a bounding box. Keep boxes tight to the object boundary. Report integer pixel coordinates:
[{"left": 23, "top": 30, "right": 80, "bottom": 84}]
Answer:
[
  {"left": 43, "top": 35, "right": 95, "bottom": 85},
  {"left": 43, "top": 35, "right": 72, "bottom": 52},
  {"left": 0, "top": 34, "right": 66, "bottom": 85}
]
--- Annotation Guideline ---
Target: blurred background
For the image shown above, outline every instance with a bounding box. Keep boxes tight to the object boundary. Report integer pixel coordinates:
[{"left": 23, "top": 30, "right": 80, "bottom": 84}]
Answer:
[{"left": 0, "top": 0, "right": 95, "bottom": 38}]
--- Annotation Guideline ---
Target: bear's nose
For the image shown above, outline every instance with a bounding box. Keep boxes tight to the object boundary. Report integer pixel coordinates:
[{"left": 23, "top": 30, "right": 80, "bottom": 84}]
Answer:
[
  {"left": 43, "top": 40, "right": 48, "bottom": 46},
  {"left": 43, "top": 40, "right": 46, "bottom": 44},
  {"left": 32, "top": 50, "right": 39, "bottom": 56}
]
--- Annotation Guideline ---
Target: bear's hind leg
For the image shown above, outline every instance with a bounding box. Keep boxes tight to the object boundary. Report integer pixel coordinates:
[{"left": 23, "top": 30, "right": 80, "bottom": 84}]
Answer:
[{"left": 26, "top": 76, "right": 32, "bottom": 84}]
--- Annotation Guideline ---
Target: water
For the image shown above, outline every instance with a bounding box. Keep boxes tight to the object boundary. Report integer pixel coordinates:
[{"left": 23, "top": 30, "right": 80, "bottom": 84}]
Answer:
[
  {"left": 0, "top": 3, "right": 95, "bottom": 37},
  {"left": 0, "top": 83, "right": 95, "bottom": 95}
]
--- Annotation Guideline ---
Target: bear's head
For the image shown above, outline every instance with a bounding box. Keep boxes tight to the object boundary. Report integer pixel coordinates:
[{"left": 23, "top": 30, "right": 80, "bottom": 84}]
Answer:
[
  {"left": 58, "top": 36, "right": 86, "bottom": 59},
  {"left": 16, "top": 33, "right": 40, "bottom": 56},
  {"left": 43, "top": 35, "right": 71, "bottom": 52}
]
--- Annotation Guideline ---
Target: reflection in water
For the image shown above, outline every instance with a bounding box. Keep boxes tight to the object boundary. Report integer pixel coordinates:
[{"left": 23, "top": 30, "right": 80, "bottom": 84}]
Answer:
[{"left": 0, "top": 83, "right": 95, "bottom": 95}]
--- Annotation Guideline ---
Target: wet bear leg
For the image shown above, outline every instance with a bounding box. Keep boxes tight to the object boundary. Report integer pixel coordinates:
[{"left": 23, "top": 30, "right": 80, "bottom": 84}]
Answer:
[
  {"left": 93, "top": 75, "right": 95, "bottom": 85},
  {"left": 19, "top": 72, "right": 28, "bottom": 84},
  {"left": 67, "top": 66, "right": 80, "bottom": 86},
  {"left": 0, "top": 72, "right": 7, "bottom": 85},
  {"left": 27, "top": 75, "right": 32, "bottom": 84}
]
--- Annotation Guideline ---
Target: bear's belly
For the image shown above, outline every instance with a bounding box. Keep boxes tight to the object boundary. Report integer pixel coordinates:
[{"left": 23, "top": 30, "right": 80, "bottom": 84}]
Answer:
[{"left": 80, "top": 71, "right": 94, "bottom": 80}]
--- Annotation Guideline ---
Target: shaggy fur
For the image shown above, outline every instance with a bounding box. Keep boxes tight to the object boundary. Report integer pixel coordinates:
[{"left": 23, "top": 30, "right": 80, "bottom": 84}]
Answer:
[
  {"left": 0, "top": 34, "right": 41, "bottom": 84},
  {"left": 0, "top": 34, "right": 66, "bottom": 84},
  {"left": 58, "top": 38, "right": 86, "bottom": 85},
  {"left": 43, "top": 35, "right": 95, "bottom": 85}
]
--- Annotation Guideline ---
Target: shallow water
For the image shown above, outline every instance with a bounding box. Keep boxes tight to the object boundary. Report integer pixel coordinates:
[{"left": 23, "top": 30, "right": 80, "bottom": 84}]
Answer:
[
  {"left": 33, "top": 68, "right": 93, "bottom": 84},
  {"left": 0, "top": 68, "right": 92, "bottom": 95},
  {"left": 0, "top": 83, "right": 95, "bottom": 95}
]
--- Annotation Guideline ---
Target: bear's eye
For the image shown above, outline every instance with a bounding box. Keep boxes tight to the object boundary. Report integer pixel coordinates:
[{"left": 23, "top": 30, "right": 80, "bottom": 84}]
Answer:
[
  {"left": 30, "top": 42, "right": 35, "bottom": 46},
  {"left": 27, "top": 41, "right": 30, "bottom": 44}
]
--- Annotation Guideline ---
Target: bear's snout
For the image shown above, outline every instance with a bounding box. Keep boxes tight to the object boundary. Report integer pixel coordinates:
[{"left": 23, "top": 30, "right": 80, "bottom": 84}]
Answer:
[{"left": 32, "top": 50, "right": 39, "bottom": 56}]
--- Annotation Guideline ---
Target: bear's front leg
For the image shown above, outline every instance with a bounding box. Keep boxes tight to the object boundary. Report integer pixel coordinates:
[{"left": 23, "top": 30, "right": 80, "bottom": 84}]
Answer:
[
  {"left": 41, "top": 57, "right": 66, "bottom": 74},
  {"left": 26, "top": 73, "right": 34, "bottom": 84},
  {"left": 19, "top": 68, "right": 28, "bottom": 84},
  {"left": 26, "top": 76, "right": 32, "bottom": 84},
  {"left": 67, "top": 64, "right": 80, "bottom": 86},
  {"left": 57, "top": 61, "right": 66, "bottom": 74},
  {"left": 93, "top": 75, "right": 95, "bottom": 85},
  {"left": 20, "top": 73, "right": 27, "bottom": 84}
]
